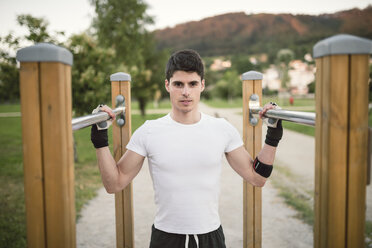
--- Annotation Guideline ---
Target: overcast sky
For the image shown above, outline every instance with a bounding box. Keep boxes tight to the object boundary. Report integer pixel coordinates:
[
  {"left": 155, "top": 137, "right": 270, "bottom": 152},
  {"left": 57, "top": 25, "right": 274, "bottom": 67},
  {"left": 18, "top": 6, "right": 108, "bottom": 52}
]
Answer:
[{"left": 1, "top": 0, "right": 372, "bottom": 40}]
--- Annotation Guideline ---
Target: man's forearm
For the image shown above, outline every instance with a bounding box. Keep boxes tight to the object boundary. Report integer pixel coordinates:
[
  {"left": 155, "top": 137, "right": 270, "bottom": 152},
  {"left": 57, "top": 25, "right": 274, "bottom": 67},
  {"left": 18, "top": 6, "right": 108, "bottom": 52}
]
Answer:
[
  {"left": 96, "top": 147, "right": 121, "bottom": 193},
  {"left": 257, "top": 144, "right": 277, "bottom": 165}
]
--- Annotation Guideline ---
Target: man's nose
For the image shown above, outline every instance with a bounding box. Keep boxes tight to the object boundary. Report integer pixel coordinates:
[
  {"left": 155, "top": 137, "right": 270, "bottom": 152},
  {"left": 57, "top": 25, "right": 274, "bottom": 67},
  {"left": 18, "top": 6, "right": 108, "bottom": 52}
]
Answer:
[{"left": 182, "top": 85, "right": 190, "bottom": 96}]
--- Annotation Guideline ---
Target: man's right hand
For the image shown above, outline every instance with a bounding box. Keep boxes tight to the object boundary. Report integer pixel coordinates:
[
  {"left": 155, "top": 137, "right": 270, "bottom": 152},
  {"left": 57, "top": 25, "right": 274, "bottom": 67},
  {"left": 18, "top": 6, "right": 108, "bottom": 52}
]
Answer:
[
  {"left": 91, "top": 124, "right": 108, "bottom": 148},
  {"left": 90, "top": 105, "right": 116, "bottom": 149}
]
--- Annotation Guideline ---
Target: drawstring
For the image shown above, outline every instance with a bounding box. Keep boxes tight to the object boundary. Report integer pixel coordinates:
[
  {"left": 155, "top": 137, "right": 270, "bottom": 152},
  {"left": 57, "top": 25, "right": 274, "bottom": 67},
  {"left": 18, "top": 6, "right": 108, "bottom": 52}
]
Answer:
[
  {"left": 185, "top": 234, "right": 199, "bottom": 248},
  {"left": 194, "top": 234, "right": 199, "bottom": 247},
  {"left": 185, "top": 235, "right": 189, "bottom": 247}
]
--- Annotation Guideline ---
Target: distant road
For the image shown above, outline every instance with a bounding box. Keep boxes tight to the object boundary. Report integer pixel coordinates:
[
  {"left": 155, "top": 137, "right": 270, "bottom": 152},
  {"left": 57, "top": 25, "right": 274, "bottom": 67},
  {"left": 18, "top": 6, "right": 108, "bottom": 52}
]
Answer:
[{"left": 0, "top": 112, "right": 21, "bottom": 117}]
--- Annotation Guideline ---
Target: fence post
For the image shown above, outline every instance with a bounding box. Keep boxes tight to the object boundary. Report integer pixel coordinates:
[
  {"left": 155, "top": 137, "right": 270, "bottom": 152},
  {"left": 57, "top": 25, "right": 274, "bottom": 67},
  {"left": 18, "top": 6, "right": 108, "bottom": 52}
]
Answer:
[
  {"left": 242, "top": 71, "right": 263, "bottom": 248},
  {"left": 313, "top": 34, "right": 372, "bottom": 248},
  {"left": 110, "top": 72, "right": 134, "bottom": 248},
  {"left": 16, "top": 43, "right": 75, "bottom": 248}
]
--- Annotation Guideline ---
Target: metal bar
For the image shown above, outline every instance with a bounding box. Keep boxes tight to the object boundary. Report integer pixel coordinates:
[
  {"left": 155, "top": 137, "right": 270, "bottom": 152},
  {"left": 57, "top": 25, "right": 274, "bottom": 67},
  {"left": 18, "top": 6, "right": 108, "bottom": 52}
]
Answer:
[
  {"left": 250, "top": 107, "right": 316, "bottom": 126},
  {"left": 71, "top": 107, "right": 125, "bottom": 131}
]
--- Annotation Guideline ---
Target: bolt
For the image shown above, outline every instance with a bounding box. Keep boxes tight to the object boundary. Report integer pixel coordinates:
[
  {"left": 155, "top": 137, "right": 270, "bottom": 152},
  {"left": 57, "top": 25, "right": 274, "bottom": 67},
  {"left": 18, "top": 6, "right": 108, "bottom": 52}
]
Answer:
[
  {"left": 116, "top": 95, "right": 125, "bottom": 107},
  {"left": 117, "top": 118, "right": 125, "bottom": 127},
  {"left": 250, "top": 94, "right": 259, "bottom": 101},
  {"left": 250, "top": 117, "right": 258, "bottom": 126}
]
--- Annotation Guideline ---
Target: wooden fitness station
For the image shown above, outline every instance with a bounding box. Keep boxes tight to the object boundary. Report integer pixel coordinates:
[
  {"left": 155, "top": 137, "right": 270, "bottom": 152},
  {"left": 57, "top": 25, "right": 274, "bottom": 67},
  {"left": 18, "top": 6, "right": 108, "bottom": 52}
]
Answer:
[{"left": 16, "top": 34, "right": 372, "bottom": 247}]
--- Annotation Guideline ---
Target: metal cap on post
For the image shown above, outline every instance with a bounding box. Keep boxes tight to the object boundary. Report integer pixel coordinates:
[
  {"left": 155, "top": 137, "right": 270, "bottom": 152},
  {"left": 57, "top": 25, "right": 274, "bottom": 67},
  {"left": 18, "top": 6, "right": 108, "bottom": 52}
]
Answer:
[
  {"left": 242, "top": 71, "right": 263, "bottom": 81},
  {"left": 313, "top": 34, "right": 372, "bottom": 58},
  {"left": 110, "top": 72, "right": 131, "bottom": 82},
  {"left": 16, "top": 42, "right": 73, "bottom": 65}
]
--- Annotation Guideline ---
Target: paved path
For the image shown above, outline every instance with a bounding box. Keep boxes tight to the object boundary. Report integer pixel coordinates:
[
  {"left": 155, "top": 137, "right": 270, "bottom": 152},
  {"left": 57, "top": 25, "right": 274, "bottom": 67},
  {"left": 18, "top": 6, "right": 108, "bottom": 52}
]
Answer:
[{"left": 77, "top": 103, "right": 371, "bottom": 247}]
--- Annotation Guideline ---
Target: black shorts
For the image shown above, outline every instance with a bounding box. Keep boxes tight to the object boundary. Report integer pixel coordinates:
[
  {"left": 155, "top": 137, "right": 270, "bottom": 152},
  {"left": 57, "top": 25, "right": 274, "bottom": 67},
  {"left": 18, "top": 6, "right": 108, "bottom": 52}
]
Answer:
[{"left": 149, "top": 225, "right": 226, "bottom": 248}]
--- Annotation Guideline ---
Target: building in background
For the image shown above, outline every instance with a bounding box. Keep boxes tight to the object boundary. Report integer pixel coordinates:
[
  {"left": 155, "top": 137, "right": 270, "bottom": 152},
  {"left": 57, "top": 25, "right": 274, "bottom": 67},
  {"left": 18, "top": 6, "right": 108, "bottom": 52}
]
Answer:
[{"left": 263, "top": 60, "right": 315, "bottom": 95}]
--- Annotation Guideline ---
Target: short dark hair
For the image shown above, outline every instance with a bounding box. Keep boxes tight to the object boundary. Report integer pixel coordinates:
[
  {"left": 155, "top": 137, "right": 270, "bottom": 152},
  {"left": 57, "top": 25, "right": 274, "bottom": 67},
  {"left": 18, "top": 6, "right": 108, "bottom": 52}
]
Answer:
[{"left": 165, "top": 49, "right": 204, "bottom": 81}]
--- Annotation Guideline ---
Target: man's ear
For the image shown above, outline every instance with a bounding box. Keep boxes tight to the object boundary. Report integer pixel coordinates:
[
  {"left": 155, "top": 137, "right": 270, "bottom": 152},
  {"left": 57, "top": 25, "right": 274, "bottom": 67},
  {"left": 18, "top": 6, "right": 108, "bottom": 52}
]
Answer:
[
  {"left": 201, "top": 79, "right": 205, "bottom": 92},
  {"left": 165, "top": 79, "right": 170, "bottom": 92}
]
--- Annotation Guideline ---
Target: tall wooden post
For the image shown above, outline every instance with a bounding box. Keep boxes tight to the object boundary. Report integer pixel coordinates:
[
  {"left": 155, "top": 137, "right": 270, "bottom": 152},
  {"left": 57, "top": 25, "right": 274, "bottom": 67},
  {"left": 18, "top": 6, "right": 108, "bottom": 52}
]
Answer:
[
  {"left": 110, "top": 72, "right": 134, "bottom": 248},
  {"left": 242, "top": 71, "right": 263, "bottom": 248},
  {"left": 313, "top": 34, "right": 371, "bottom": 248},
  {"left": 17, "top": 43, "right": 75, "bottom": 247}
]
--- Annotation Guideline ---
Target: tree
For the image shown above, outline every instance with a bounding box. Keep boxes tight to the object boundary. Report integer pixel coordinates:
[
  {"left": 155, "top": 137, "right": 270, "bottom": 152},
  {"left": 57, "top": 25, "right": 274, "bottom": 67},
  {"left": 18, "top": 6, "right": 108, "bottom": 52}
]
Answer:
[
  {"left": 0, "top": 14, "right": 65, "bottom": 103},
  {"left": 16, "top": 14, "right": 64, "bottom": 44},
  {"left": 91, "top": 0, "right": 153, "bottom": 66},
  {"left": 212, "top": 69, "right": 241, "bottom": 102},
  {"left": 230, "top": 55, "right": 255, "bottom": 75},
  {"left": 0, "top": 36, "right": 19, "bottom": 103},
  {"left": 90, "top": 0, "right": 166, "bottom": 115},
  {"left": 276, "top": 49, "right": 294, "bottom": 90},
  {"left": 67, "top": 33, "right": 119, "bottom": 115},
  {"left": 307, "top": 81, "right": 315, "bottom": 94}
]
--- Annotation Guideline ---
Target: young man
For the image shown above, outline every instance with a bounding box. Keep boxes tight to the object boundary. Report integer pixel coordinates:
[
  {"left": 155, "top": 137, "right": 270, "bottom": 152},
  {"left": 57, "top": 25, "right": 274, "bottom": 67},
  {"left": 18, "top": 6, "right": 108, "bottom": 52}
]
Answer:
[{"left": 90, "top": 49, "right": 283, "bottom": 248}]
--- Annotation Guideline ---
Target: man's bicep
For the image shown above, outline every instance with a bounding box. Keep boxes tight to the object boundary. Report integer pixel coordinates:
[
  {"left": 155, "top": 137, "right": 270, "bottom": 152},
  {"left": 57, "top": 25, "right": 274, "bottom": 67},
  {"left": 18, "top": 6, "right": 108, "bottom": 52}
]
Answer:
[
  {"left": 225, "top": 146, "right": 254, "bottom": 179},
  {"left": 117, "top": 149, "right": 145, "bottom": 180}
]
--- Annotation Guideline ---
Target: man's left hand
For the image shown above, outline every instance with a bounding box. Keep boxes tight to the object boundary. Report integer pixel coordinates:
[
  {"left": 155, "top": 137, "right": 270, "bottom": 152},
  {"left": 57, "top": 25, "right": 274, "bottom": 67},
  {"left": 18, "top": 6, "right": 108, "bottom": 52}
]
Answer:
[{"left": 260, "top": 102, "right": 283, "bottom": 147}]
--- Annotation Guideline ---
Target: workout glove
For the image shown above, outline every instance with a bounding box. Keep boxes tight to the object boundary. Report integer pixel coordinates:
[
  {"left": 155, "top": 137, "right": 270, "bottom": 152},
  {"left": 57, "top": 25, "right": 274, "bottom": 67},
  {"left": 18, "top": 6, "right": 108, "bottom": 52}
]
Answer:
[
  {"left": 265, "top": 119, "right": 283, "bottom": 147},
  {"left": 91, "top": 124, "right": 108, "bottom": 148}
]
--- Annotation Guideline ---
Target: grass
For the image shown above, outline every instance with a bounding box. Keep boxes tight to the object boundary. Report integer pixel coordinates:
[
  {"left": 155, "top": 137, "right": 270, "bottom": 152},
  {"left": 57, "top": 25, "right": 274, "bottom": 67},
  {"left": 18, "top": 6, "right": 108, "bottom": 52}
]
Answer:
[
  {"left": 282, "top": 121, "right": 315, "bottom": 137},
  {"left": 273, "top": 163, "right": 372, "bottom": 247},
  {"left": 131, "top": 100, "right": 171, "bottom": 110},
  {"left": 0, "top": 103, "right": 164, "bottom": 248},
  {"left": 270, "top": 165, "right": 314, "bottom": 226},
  {"left": 267, "top": 96, "right": 315, "bottom": 107},
  {"left": 203, "top": 98, "right": 243, "bottom": 108},
  {"left": 0, "top": 103, "right": 21, "bottom": 112},
  {"left": 366, "top": 220, "right": 372, "bottom": 247},
  {"left": 0, "top": 116, "right": 26, "bottom": 248},
  {"left": 203, "top": 96, "right": 315, "bottom": 109},
  {"left": 277, "top": 190, "right": 314, "bottom": 225}
]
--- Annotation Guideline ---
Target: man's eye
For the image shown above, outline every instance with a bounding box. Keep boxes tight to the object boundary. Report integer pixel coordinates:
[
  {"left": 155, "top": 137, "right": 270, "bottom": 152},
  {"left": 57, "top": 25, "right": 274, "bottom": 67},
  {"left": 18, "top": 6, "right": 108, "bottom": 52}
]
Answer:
[
  {"left": 175, "top": 82, "right": 182, "bottom": 87},
  {"left": 190, "top": 82, "right": 198, "bottom": 87}
]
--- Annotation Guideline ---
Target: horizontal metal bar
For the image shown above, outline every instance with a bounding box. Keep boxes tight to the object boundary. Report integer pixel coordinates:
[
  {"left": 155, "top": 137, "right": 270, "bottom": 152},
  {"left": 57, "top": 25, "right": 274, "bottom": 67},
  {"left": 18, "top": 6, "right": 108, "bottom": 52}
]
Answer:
[
  {"left": 72, "top": 107, "right": 125, "bottom": 131},
  {"left": 250, "top": 107, "right": 316, "bottom": 126}
]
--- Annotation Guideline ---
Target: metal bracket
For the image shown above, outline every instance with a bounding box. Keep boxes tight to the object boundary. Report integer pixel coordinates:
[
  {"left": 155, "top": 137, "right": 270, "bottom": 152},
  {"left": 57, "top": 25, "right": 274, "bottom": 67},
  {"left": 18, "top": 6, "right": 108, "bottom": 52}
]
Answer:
[
  {"left": 248, "top": 94, "right": 280, "bottom": 128},
  {"left": 249, "top": 94, "right": 260, "bottom": 126},
  {"left": 115, "top": 94, "right": 126, "bottom": 127}
]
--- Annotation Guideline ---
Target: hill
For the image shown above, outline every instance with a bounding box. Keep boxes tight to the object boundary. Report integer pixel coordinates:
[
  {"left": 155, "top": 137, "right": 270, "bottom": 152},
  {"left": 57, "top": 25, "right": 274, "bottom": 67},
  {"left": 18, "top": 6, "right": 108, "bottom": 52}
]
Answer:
[{"left": 154, "top": 6, "right": 372, "bottom": 60}]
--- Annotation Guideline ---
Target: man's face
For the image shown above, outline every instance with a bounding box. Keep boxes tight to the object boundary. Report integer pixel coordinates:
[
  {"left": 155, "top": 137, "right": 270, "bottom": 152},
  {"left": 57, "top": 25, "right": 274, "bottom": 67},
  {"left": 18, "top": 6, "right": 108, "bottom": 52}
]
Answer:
[{"left": 165, "top": 70, "right": 205, "bottom": 114}]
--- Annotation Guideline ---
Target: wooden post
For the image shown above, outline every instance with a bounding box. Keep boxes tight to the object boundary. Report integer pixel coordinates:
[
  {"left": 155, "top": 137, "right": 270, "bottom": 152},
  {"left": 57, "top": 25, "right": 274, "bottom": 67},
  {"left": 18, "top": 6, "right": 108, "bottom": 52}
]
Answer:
[
  {"left": 313, "top": 34, "right": 371, "bottom": 248},
  {"left": 242, "top": 71, "right": 263, "bottom": 248},
  {"left": 17, "top": 43, "right": 75, "bottom": 248},
  {"left": 110, "top": 72, "right": 134, "bottom": 248}
]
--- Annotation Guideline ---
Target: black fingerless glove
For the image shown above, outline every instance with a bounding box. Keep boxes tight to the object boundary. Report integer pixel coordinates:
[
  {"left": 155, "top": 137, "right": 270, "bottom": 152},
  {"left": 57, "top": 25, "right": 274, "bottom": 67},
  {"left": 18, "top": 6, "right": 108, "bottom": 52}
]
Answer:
[
  {"left": 265, "top": 120, "right": 283, "bottom": 147},
  {"left": 91, "top": 124, "right": 108, "bottom": 148}
]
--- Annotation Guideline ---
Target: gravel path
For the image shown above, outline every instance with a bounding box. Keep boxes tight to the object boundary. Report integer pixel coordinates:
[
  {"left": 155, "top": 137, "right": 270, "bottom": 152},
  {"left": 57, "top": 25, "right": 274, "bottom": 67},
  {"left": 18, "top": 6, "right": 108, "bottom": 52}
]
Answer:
[{"left": 77, "top": 102, "right": 370, "bottom": 247}]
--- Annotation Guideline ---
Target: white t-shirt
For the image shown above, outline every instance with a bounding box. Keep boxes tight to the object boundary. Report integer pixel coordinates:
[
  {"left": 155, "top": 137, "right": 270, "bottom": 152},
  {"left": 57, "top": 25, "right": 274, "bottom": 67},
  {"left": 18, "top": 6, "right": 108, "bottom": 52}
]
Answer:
[{"left": 126, "top": 112, "right": 243, "bottom": 234}]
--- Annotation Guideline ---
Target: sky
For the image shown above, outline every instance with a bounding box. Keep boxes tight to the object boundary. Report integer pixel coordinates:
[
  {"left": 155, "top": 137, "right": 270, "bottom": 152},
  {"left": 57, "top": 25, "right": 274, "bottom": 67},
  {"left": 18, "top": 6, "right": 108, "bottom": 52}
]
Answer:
[{"left": 0, "top": 0, "right": 372, "bottom": 41}]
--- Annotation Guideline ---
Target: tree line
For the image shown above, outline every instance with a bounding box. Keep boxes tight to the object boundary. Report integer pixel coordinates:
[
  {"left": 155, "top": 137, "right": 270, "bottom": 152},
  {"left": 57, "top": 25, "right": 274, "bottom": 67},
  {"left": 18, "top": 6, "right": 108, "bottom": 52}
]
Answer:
[
  {"left": 0, "top": 0, "right": 168, "bottom": 116},
  {"left": 2, "top": 2, "right": 370, "bottom": 111},
  {"left": 154, "top": 7, "right": 372, "bottom": 63}
]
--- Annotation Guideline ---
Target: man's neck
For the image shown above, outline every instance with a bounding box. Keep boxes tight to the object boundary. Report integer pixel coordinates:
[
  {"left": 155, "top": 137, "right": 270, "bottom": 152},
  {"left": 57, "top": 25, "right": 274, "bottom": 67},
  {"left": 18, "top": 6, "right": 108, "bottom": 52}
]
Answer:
[{"left": 170, "top": 108, "right": 201, "bottom": 124}]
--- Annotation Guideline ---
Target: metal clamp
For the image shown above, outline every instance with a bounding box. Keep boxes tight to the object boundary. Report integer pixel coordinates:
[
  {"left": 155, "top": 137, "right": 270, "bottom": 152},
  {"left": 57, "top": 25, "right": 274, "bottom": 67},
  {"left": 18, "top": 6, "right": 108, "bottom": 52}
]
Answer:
[
  {"left": 249, "top": 94, "right": 260, "bottom": 126},
  {"left": 116, "top": 95, "right": 126, "bottom": 127},
  {"left": 248, "top": 94, "right": 316, "bottom": 127},
  {"left": 248, "top": 94, "right": 279, "bottom": 128}
]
